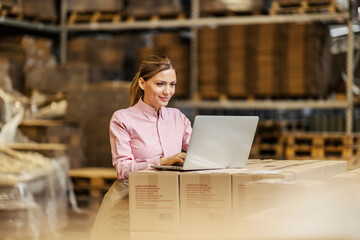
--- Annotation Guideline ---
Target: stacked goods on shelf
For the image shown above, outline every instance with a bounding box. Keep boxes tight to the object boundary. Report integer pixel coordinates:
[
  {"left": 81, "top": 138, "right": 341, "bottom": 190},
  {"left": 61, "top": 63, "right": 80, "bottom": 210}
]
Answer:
[
  {"left": 25, "top": 64, "right": 88, "bottom": 167},
  {"left": 126, "top": 0, "right": 183, "bottom": 18},
  {"left": 200, "top": 0, "right": 264, "bottom": 14},
  {"left": 137, "top": 32, "right": 190, "bottom": 98},
  {"left": 247, "top": 24, "right": 280, "bottom": 97},
  {"left": 68, "top": 167, "right": 117, "bottom": 209},
  {"left": 307, "top": 110, "right": 345, "bottom": 132},
  {"left": 85, "top": 81, "right": 130, "bottom": 167},
  {"left": 198, "top": 27, "right": 226, "bottom": 98},
  {"left": 18, "top": 120, "right": 85, "bottom": 168},
  {"left": 224, "top": 25, "right": 248, "bottom": 98},
  {"left": 281, "top": 23, "right": 332, "bottom": 97},
  {"left": 0, "top": 146, "right": 69, "bottom": 239},
  {"left": 0, "top": 36, "right": 56, "bottom": 92},
  {"left": 21, "top": 0, "right": 57, "bottom": 21},
  {"left": 66, "top": 0, "right": 124, "bottom": 24},
  {"left": 197, "top": 23, "right": 332, "bottom": 99},
  {"left": 68, "top": 35, "right": 126, "bottom": 82},
  {"left": 66, "top": 0, "right": 124, "bottom": 12}
]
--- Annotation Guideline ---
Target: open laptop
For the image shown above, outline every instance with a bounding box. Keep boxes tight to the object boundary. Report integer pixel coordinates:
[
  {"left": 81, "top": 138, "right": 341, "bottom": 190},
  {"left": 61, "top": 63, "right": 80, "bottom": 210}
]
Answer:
[{"left": 151, "top": 115, "right": 259, "bottom": 171}]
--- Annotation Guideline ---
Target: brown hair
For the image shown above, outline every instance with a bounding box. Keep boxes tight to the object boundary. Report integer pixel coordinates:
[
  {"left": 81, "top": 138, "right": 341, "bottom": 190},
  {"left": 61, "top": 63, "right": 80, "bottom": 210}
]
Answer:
[{"left": 129, "top": 54, "right": 176, "bottom": 106}]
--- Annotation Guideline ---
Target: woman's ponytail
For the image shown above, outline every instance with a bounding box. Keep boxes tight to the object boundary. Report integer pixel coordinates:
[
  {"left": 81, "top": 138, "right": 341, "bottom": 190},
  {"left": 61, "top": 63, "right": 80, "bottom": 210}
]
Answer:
[{"left": 129, "top": 72, "right": 143, "bottom": 106}]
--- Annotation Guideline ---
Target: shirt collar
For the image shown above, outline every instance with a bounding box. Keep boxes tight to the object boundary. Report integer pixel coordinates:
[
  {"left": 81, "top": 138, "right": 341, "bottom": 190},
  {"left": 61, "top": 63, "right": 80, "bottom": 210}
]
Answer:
[{"left": 136, "top": 98, "right": 165, "bottom": 120}]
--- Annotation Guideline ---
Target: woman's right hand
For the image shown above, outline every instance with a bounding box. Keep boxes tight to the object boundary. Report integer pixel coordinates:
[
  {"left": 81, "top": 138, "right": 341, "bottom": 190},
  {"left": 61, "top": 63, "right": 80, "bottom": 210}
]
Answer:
[{"left": 160, "top": 152, "right": 186, "bottom": 166}]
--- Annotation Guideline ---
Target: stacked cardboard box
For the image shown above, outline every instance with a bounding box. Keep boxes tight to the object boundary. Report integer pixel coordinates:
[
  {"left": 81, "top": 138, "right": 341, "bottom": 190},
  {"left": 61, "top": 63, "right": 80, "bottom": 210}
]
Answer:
[
  {"left": 225, "top": 25, "right": 248, "bottom": 98},
  {"left": 84, "top": 81, "right": 130, "bottom": 167},
  {"left": 251, "top": 24, "right": 281, "bottom": 97},
  {"left": 129, "top": 160, "right": 347, "bottom": 239},
  {"left": 0, "top": 36, "right": 56, "bottom": 92},
  {"left": 68, "top": 35, "right": 126, "bottom": 82},
  {"left": 137, "top": 32, "right": 190, "bottom": 98},
  {"left": 198, "top": 27, "right": 225, "bottom": 98},
  {"left": 22, "top": 0, "right": 57, "bottom": 21},
  {"left": 66, "top": 0, "right": 124, "bottom": 12},
  {"left": 126, "top": 0, "right": 183, "bottom": 18}
]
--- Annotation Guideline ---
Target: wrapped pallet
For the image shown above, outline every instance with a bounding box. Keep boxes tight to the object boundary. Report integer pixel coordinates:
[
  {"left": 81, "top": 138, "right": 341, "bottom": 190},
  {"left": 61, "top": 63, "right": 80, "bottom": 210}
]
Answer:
[{"left": 0, "top": 145, "right": 69, "bottom": 239}]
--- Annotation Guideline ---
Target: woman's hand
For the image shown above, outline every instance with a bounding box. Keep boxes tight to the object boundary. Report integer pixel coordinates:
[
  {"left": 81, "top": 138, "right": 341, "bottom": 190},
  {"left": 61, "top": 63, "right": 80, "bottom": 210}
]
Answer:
[{"left": 160, "top": 152, "right": 186, "bottom": 166}]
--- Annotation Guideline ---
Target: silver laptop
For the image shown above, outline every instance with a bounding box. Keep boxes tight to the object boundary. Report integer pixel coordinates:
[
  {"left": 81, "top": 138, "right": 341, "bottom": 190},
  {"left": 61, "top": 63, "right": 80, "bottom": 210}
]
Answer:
[{"left": 151, "top": 115, "right": 259, "bottom": 171}]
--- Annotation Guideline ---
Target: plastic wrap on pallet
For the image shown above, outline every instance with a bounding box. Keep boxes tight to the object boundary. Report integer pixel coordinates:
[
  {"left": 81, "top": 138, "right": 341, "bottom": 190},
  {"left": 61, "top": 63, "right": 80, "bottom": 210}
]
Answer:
[
  {"left": 66, "top": 0, "right": 124, "bottom": 12},
  {"left": 126, "top": 0, "right": 183, "bottom": 17},
  {"left": 0, "top": 69, "right": 29, "bottom": 143},
  {"left": 200, "top": 0, "right": 264, "bottom": 13},
  {"left": 0, "top": 145, "right": 69, "bottom": 239}
]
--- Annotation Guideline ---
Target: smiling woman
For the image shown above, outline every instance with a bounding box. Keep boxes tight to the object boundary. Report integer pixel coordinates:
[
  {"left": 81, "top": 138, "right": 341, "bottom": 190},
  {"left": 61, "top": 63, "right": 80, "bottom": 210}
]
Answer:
[{"left": 90, "top": 55, "right": 192, "bottom": 239}]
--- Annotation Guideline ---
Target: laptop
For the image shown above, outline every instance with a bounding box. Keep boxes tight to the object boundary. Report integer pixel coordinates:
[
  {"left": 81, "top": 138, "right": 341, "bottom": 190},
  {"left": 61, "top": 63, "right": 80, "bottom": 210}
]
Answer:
[{"left": 151, "top": 115, "right": 259, "bottom": 171}]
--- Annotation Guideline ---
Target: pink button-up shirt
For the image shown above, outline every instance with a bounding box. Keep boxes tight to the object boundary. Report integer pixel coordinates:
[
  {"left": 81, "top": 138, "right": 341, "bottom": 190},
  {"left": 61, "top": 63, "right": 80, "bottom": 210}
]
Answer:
[{"left": 109, "top": 99, "right": 192, "bottom": 179}]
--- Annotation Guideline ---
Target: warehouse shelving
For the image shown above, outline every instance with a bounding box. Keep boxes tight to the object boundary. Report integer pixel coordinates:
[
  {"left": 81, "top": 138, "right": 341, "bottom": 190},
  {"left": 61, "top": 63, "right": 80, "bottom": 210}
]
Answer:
[{"left": 0, "top": 0, "right": 355, "bottom": 133}]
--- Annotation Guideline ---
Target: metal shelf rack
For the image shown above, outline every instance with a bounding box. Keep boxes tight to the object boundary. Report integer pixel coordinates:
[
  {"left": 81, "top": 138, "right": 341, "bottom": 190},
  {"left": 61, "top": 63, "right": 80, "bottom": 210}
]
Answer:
[{"left": 0, "top": 0, "right": 354, "bottom": 132}]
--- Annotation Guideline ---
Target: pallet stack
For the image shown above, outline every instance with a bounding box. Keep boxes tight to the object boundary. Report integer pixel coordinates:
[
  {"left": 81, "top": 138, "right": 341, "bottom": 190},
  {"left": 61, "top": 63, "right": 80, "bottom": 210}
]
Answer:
[
  {"left": 285, "top": 132, "right": 360, "bottom": 170},
  {"left": 250, "top": 120, "right": 286, "bottom": 159}
]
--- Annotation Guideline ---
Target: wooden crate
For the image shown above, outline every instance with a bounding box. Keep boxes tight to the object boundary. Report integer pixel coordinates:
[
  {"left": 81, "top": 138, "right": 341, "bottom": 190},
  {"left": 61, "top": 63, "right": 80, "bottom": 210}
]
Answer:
[{"left": 69, "top": 168, "right": 117, "bottom": 210}]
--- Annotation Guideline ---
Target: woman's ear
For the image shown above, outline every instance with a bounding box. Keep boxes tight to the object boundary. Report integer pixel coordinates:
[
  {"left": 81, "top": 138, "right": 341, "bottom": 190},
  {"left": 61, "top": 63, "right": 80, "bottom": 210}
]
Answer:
[{"left": 138, "top": 77, "right": 145, "bottom": 90}]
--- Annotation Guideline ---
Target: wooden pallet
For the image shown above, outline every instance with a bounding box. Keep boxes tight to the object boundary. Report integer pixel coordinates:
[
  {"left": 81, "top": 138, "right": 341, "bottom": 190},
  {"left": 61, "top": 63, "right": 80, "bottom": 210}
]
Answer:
[
  {"left": 201, "top": 10, "right": 262, "bottom": 18},
  {"left": 269, "top": 0, "right": 336, "bottom": 15},
  {"left": 69, "top": 167, "right": 117, "bottom": 209},
  {"left": 250, "top": 144, "right": 284, "bottom": 159},
  {"left": 286, "top": 133, "right": 353, "bottom": 147},
  {"left": 126, "top": 12, "right": 185, "bottom": 22},
  {"left": 254, "top": 134, "right": 284, "bottom": 145},
  {"left": 285, "top": 145, "right": 352, "bottom": 160},
  {"left": 68, "top": 11, "right": 122, "bottom": 24}
]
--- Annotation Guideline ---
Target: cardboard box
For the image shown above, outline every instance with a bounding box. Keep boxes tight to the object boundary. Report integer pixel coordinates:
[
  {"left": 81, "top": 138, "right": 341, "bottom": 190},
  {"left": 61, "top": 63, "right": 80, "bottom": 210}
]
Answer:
[
  {"left": 129, "top": 170, "right": 180, "bottom": 233},
  {"left": 179, "top": 170, "right": 237, "bottom": 234},
  {"left": 242, "top": 179, "right": 324, "bottom": 217}
]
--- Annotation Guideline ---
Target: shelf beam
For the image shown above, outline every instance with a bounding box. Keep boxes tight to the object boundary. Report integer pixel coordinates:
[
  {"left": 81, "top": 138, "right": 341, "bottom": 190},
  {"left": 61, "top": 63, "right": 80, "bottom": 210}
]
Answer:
[
  {"left": 65, "top": 12, "right": 349, "bottom": 31},
  {"left": 0, "top": 17, "right": 59, "bottom": 32},
  {"left": 173, "top": 100, "right": 348, "bottom": 110}
]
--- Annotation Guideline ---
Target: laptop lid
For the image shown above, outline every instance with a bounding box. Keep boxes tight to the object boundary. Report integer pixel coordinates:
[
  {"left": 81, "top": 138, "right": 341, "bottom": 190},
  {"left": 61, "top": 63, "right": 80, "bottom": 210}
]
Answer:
[{"left": 182, "top": 115, "right": 259, "bottom": 170}]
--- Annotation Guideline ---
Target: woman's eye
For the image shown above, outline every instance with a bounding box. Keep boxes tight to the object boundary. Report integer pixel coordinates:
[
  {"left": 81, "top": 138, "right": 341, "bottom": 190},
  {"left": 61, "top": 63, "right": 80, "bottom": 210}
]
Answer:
[
  {"left": 156, "top": 83, "right": 164, "bottom": 86},
  {"left": 170, "top": 83, "right": 176, "bottom": 87}
]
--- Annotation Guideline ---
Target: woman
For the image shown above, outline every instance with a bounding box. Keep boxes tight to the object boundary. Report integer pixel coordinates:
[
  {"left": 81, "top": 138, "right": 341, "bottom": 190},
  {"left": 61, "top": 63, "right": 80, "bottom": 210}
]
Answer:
[
  {"left": 90, "top": 55, "right": 192, "bottom": 239},
  {"left": 110, "top": 54, "right": 192, "bottom": 179}
]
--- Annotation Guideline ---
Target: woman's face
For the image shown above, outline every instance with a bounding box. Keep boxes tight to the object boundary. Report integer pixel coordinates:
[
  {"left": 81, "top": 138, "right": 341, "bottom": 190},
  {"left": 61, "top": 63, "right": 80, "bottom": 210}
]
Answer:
[{"left": 139, "top": 68, "right": 176, "bottom": 111}]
